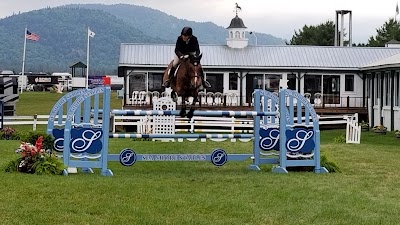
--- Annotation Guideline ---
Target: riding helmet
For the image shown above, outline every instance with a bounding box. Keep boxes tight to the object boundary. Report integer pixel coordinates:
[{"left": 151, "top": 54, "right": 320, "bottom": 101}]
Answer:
[{"left": 181, "top": 27, "right": 193, "bottom": 36}]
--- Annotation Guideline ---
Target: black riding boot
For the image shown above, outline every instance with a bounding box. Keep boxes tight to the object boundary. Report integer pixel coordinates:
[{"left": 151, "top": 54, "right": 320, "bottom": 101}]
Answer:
[{"left": 163, "top": 66, "right": 176, "bottom": 87}]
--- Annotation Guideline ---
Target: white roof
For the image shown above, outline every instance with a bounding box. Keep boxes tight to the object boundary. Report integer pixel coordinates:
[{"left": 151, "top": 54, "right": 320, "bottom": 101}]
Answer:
[
  {"left": 360, "top": 52, "right": 400, "bottom": 70},
  {"left": 119, "top": 43, "right": 400, "bottom": 71}
]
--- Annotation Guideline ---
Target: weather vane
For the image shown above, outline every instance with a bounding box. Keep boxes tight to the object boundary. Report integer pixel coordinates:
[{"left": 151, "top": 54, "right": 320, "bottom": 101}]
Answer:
[{"left": 234, "top": 3, "right": 242, "bottom": 16}]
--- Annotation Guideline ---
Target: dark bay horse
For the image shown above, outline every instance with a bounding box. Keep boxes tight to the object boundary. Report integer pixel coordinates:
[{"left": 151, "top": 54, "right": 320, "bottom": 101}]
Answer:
[{"left": 163, "top": 53, "right": 203, "bottom": 118}]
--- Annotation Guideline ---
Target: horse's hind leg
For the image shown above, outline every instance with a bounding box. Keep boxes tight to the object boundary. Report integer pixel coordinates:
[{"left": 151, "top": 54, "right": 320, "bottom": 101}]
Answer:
[
  {"left": 187, "top": 107, "right": 194, "bottom": 118},
  {"left": 179, "top": 98, "right": 187, "bottom": 117}
]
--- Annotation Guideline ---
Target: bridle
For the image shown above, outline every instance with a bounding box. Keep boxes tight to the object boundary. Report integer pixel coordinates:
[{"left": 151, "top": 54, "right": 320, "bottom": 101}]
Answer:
[{"left": 182, "top": 58, "right": 202, "bottom": 88}]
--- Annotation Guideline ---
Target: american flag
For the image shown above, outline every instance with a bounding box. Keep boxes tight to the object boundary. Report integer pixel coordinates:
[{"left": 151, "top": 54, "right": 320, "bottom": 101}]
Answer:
[{"left": 26, "top": 30, "right": 40, "bottom": 41}]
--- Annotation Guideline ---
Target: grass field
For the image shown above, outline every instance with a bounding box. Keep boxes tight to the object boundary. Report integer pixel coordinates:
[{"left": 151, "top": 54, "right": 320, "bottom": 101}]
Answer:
[{"left": 1, "top": 91, "right": 400, "bottom": 225}]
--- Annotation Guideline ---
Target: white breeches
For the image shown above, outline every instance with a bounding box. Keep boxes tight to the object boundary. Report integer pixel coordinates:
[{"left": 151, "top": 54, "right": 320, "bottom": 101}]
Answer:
[{"left": 172, "top": 55, "right": 180, "bottom": 67}]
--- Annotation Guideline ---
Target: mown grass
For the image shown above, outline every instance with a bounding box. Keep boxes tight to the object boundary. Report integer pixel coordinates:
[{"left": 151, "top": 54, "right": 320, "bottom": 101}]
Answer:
[
  {"left": 15, "top": 91, "right": 122, "bottom": 115},
  {"left": 1, "top": 92, "right": 400, "bottom": 225}
]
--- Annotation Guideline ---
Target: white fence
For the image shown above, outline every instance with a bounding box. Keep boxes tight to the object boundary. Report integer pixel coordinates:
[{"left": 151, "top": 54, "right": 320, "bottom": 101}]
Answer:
[
  {"left": 3, "top": 115, "right": 66, "bottom": 131},
  {"left": 345, "top": 113, "right": 361, "bottom": 144}
]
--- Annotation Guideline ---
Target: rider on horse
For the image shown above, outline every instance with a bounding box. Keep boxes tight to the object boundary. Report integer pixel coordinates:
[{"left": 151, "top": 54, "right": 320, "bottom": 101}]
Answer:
[{"left": 163, "top": 27, "right": 211, "bottom": 88}]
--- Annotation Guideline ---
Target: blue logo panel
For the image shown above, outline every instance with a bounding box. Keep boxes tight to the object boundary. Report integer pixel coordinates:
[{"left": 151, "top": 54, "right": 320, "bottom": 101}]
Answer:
[
  {"left": 70, "top": 128, "right": 103, "bottom": 154},
  {"left": 259, "top": 127, "right": 280, "bottom": 151},
  {"left": 285, "top": 127, "right": 315, "bottom": 154},
  {"left": 119, "top": 148, "right": 137, "bottom": 166},
  {"left": 211, "top": 149, "right": 227, "bottom": 166},
  {"left": 52, "top": 128, "right": 64, "bottom": 152}
]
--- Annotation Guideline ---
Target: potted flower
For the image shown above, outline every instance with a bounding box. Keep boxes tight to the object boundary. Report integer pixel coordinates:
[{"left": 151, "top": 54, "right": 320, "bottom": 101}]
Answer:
[
  {"left": 372, "top": 124, "right": 387, "bottom": 135},
  {"left": 359, "top": 120, "right": 369, "bottom": 131},
  {"left": 1, "top": 126, "right": 15, "bottom": 140},
  {"left": 5, "top": 136, "right": 65, "bottom": 175},
  {"left": 395, "top": 130, "right": 400, "bottom": 138}
]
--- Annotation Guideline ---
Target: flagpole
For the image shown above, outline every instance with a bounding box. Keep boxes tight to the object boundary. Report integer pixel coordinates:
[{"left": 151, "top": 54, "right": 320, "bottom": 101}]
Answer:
[
  {"left": 21, "top": 27, "right": 27, "bottom": 93},
  {"left": 86, "top": 27, "right": 90, "bottom": 89}
]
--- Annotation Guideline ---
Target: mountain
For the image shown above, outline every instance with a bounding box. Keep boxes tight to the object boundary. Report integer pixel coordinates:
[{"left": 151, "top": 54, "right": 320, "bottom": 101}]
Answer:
[
  {"left": 67, "top": 4, "right": 285, "bottom": 46},
  {"left": 0, "top": 4, "right": 286, "bottom": 74},
  {"left": 0, "top": 7, "right": 164, "bottom": 74}
]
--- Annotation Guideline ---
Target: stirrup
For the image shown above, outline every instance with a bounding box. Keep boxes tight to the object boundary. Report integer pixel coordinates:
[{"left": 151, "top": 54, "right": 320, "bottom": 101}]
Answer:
[{"left": 203, "top": 80, "right": 211, "bottom": 88}]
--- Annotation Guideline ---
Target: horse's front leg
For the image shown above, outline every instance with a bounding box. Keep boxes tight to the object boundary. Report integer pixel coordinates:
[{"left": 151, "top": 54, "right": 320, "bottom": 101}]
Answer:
[
  {"left": 171, "top": 91, "right": 177, "bottom": 102},
  {"left": 187, "top": 95, "right": 197, "bottom": 119},
  {"left": 179, "top": 96, "right": 187, "bottom": 117}
]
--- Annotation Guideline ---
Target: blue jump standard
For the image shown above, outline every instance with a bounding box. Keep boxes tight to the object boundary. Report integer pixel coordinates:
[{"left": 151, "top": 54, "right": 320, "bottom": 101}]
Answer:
[
  {"left": 46, "top": 87, "right": 329, "bottom": 176},
  {"left": 111, "top": 110, "right": 277, "bottom": 117}
]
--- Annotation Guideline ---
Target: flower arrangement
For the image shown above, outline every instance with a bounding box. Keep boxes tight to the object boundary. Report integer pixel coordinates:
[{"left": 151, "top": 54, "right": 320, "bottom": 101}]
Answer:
[
  {"left": 372, "top": 124, "right": 387, "bottom": 134},
  {"left": 5, "top": 136, "right": 65, "bottom": 175},
  {"left": 1, "top": 126, "right": 15, "bottom": 139},
  {"left": 359, "top": 121, "right": 369, "bottom": 131}
]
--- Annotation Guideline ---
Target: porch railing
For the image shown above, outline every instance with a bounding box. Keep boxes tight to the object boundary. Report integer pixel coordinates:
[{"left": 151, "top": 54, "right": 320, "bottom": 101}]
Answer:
[{"left": 125, "top": 91, "right": 367, "bottom": 108}]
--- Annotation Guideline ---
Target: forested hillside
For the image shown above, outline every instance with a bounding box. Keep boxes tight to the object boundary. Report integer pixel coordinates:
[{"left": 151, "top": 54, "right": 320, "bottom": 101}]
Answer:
[{"left": 69, "top": 4, "right": 286, "bottom": 46}]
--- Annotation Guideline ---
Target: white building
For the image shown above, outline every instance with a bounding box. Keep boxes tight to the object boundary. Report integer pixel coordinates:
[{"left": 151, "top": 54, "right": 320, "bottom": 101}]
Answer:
[{"left": 118, "top": 14, "right": 400, "bottom": 131}]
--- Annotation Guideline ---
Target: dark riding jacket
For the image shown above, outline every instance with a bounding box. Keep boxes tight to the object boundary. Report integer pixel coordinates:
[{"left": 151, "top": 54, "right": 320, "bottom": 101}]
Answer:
[{"left": 175, "top": 35, "right": 200, "bottom": 57}]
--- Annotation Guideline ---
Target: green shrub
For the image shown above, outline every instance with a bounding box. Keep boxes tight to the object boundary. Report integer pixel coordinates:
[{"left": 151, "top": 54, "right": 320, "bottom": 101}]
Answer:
[
  {"left": 32, "top": 155, "right": 66, "bottom": 175},
  {"left": 320, "top": 154, "right": 341, "bottom": 173},
  {"left": 21, "top": 132, "right": 54, "bottom": 150},
  {"left": 286, "top": 154, "right": 340, "bottom": 173},
  {"left": 4, "top": 158, "right": 22, "bottom": 173}
]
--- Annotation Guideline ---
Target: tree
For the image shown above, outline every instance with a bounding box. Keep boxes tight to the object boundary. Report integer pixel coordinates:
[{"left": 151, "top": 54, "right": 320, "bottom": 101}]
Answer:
[
  {"left": 288, "top": 21, "right": 335, "bottom": 46},
  {"left": 367, "top": 18, "right": 400, "bottom": 47}
]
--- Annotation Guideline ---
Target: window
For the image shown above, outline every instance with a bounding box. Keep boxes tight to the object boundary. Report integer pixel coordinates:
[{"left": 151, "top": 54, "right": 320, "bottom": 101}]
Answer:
[
  {"left": 235, "top": 31, "right": 240, "bottom": 39},
  {"left": 148, "top": 73, "right": 163, "bottom": 92},
  {"left": 128, "top": 73, "right": 146, "bottom": 97},
  {"left": 12, "top": 77, "right": 18, "bottom": 94},
  {"left": 396, "top": 72, "right": 400, "bottom": 106},
  {"left": 0, "top": 79, "right": 4, "bottom": 94},
  {"left": 205, "top": 73, "right": 223, "bottom": 92},
  {"left": 374, "top": 73, "right": 380, "bottom": 105},
  {"left": 384, "top": 72, "right": 390, "bottom": 106},
  {"left": 264, "top": 74, "right": 281, "bottom": 92},
  {"left": 323, "top": 75, "right": 340, "bottom": 104},
  {"left": 345, "top": 75, "right": 354, "bottom": 92},
  {"left": 287, "top": 74, "right": 297, "bottom": 90},
  {"left": 230, "top": 31, "right": 233, "bottom": 38},
  {"left": 229, "top": 73, "right": 238, "bottom": 90}
]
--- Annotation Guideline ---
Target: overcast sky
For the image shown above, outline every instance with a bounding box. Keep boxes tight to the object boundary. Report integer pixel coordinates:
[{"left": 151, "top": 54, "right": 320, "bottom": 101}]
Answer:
[{"left": 0, "top": 0, "right": 398, "bottom": 43}]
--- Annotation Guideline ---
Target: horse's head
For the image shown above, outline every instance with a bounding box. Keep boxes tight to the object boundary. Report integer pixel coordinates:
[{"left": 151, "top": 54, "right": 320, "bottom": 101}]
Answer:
[
  {"left": 179, "top": 53, "right": 203, "bottom": 89},
  {"left": 190, "top": 54, "right": 203, "bottom": 89}
]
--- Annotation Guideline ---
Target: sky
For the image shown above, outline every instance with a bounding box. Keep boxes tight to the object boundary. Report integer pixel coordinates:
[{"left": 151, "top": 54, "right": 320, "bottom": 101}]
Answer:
[{"left": 0, "top": 0, "right": 399, "bottom": 43}]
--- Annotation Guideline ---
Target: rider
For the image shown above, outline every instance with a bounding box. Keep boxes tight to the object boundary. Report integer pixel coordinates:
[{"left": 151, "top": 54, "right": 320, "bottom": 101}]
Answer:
[{"left": 163, "top": 27, "right": 211, "bottom": 88}]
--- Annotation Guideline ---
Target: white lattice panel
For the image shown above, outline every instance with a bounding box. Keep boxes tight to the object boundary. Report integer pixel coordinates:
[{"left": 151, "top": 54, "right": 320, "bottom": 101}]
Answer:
[{"left": 153, "top": 97, "right": 176, "bottom": 141}]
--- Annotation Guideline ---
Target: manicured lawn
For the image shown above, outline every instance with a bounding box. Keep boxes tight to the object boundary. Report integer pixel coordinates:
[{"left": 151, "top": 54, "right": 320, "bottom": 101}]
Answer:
[
  {"left": 16, "top": 91, "right": 122, "bottom": 115},
  {"left": 1, "top": 130, "right": 400, "bottom": 225},
  {"left": 1, "top": 91, "right": 400, "bottom": 224}
]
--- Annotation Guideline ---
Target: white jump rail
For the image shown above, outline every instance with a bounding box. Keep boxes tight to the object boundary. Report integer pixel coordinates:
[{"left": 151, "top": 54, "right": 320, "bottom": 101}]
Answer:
[{"left": 4, "top": 113, "right": 354, "bottom": 133}]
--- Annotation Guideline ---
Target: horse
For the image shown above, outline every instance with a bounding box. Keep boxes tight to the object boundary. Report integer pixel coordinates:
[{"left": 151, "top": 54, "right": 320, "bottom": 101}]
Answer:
[{"left": 163, "top": 53, "right": 203, "bottom": 118}]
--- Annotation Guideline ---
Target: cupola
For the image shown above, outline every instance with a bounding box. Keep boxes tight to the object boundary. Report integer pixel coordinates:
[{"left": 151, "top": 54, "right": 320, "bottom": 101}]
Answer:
[{"left": 226, "top": 4, "right": 248, "bottom": 48}]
